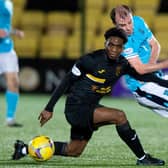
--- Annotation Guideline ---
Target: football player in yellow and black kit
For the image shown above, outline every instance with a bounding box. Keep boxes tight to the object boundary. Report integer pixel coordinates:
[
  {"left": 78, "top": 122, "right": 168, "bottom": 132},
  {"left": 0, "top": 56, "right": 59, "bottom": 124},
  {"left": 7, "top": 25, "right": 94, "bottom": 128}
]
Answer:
[{"left": 12, "top": 27, "right": 167, "bottom": 166}]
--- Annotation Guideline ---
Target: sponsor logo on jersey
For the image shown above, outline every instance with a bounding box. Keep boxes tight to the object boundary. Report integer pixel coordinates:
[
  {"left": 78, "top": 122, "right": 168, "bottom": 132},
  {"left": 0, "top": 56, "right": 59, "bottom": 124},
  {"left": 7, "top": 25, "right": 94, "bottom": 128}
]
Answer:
[
  {"left": 91, "top": 85, "right": 111, "bottom": 94},
  {"left": 98, "top": 69, "right": 106, "bottom": 74},
  {"left": 123, "top": 48, "right": 133, "bottom": 55}
]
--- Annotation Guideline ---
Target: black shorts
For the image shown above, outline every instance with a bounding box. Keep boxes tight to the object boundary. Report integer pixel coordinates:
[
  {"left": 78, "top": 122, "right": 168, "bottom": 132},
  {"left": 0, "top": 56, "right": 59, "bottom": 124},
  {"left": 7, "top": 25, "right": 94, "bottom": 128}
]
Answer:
[{"left": 64, "top": 103, "right": 102, "bottom": 140}]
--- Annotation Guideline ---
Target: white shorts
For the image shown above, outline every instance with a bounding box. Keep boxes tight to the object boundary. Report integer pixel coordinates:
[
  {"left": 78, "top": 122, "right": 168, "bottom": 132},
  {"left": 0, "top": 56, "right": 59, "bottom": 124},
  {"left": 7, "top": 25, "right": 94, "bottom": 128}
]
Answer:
[
  {"left": 133, "top": 82, "right": 168, "bottom": 118},
  {"left": 0, "top": 50, "right": 19, "bottom": 74}
]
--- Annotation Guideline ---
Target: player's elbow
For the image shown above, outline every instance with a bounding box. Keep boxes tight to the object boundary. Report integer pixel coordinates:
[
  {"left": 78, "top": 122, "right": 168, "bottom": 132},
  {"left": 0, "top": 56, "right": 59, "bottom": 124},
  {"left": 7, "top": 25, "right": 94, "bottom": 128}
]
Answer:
[
  {"left": 153, "top": 40, "right": 161, "bottom": 57},
  {"left": 157, "top": 42, "right": 161, "bottom": 55},
  {"left": 155, "top": 38, "right": 161, "bottom": 51},
  {"left": 131, "top": 63, "right": 147, "bottom": 75}
]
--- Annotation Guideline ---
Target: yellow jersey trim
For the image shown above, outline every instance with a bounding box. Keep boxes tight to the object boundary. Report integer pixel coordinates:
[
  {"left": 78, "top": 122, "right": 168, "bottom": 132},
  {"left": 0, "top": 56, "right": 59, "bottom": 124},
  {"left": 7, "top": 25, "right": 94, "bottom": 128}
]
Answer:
[{"left": 86, "top": 74, "right": 106, "bottom": 83}]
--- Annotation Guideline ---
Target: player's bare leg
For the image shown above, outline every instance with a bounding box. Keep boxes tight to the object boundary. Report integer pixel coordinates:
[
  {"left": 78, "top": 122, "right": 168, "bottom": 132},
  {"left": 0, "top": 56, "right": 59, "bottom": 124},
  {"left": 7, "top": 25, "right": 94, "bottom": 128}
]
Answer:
[{"left": 93, "top": 107, "right": 165, "bottom": 166}]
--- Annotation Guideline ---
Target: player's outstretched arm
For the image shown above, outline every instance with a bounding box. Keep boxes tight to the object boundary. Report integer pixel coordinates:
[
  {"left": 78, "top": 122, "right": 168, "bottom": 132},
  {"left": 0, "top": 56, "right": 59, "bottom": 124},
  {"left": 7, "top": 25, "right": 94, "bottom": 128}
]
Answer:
[
  {"left": 10, "top": 29, "right": 24, "bottom": 38},
  {"left": 0, "top": 29, "right": 24, "bottom": 38},
  {"left": 38, "top": 71, "right": 78, "bottom": 127},
  {"left": 128, "top": 57, "right": 168, "bottom": 75},
  {"left": 44, "top": 71, "right": 76, "bottom": 112}
]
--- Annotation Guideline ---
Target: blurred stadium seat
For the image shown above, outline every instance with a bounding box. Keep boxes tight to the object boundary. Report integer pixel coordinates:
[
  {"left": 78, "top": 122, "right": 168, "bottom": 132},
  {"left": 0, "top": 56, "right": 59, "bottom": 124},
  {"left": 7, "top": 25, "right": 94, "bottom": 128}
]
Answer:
[
  {"left": 71, "top": 12, "right": 81, "bottom": 34},
  {"left": 12, "top": 7, "right": 23, "bottom": 27},
  {"left": 85, "top": 9, "right": 101, "bottom": 33},
  {"left": 155, "top": 31, "right": 168, "bottom": 60},
  {"left": 106, "top": 0, "right": 132, "bottom": 14},
  {"left": 99, "top": 14, "right": 114, "bottom": 34},
  {"left": 14, "top": 35, "right": 39, "bottom": 58},
  {"left": 12, "top": 0, "right": 168, "bottom": 62},
  {"left": 13, "top": 0, "right": 27, "bottom": 8},
  {"left": 92, "top": 33, "right": 105, "bottom": 50},
  {"left": 153, "top": 14, "right": 168, "bottom": 32},
  {"left": 46, "top": 11, "right": 72, "bottom": 35},
  {"left": 40, "top": 34, "right": 66, "bottom": 59},
  {"left": 66, "top": 32, "right": 81, "bottom": 59},
  {"left": 85, "top": 31, "right": 95, "bottom": 53},
  {"left": 23, "top": 29, "right": 42, "bottom": 37},
  {"left": 133, "top": 0, "right": 159, "bottom": 11},
  {"left": 86, "top": 0, "right": 105, "bottom": 11},
  {"left": 20, "top": 11, "right": 46, "bottom": 30},
  {"left": 107, "top": 0, "right": 132, "bottom": 6}
]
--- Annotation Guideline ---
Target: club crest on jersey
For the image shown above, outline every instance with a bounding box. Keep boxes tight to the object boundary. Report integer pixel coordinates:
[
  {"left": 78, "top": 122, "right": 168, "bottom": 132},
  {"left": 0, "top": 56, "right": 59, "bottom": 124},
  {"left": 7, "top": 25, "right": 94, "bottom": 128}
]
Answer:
[
  {"left": 123, "top": 48, "right": 133, "bottom": 54},
  {"left": 91, "top": 85, "right": 111, "bottom": 94},
  {"left": 98, "top": 69, "right": 106, "bottom": 74},
  {"left": 116, "top": 66, "right": 122, "bottom": 76}
]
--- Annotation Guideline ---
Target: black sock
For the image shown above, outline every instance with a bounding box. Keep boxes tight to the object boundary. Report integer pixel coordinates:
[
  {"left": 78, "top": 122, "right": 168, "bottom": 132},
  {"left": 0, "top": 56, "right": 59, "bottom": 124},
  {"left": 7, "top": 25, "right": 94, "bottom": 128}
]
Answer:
[
  {"left": 54, "top": 141, "right": 68, "bottom": 156},
  {"left": 116, "top": 121, "right": 145, "bottom": 158}
]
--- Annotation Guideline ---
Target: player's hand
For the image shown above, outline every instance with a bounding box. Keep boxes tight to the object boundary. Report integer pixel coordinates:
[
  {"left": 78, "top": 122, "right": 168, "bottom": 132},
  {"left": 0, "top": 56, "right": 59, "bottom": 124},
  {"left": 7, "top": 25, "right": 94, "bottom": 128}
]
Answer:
[
  {"left": 38, "top": 110, "right": 53, "bottom": 127},
  {"left": 15, "top": 30, "right": 24, "bottom": 38}
]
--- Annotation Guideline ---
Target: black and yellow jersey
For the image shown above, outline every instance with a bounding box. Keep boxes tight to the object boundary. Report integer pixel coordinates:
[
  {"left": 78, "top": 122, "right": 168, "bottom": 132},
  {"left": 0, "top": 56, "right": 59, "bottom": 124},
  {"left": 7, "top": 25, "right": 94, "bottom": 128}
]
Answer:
[
  {"left": 45, "top": 49, "right": 168, "bottom": 112},
  {"left": 67, "top": 49, "right": 133, "bottom": 104}
]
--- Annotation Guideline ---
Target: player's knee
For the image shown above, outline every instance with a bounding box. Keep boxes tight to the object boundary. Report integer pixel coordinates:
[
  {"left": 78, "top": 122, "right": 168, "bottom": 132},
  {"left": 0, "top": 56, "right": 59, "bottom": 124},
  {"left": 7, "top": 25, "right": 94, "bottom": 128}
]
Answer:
[{"left": 117, "top": 110, "right": 127, "bottom": 124}]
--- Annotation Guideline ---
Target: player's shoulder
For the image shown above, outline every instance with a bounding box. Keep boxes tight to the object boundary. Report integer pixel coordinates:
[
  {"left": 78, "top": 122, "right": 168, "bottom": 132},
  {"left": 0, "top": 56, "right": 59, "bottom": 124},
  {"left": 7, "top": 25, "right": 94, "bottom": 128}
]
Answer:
[
  {"left": 133, "top": 16, "right": 145, "bottom": 24},
  {"left": 0, "top": 0, "right": 5, "bottom": 7},
  {"left": 0, "top": 0, "right": 10, "bottom": 12}
]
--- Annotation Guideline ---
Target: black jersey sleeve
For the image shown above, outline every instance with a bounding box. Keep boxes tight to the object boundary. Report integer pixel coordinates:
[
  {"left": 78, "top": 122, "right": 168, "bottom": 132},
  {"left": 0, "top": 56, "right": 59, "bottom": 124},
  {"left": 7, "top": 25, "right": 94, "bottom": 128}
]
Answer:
[
  {"left": 44, "top": 71, "right": 78, "bottom": 112},
  {"left": 75, "top": 54, "right": 96, "bottom": 74},
  {"left": 44, "top": 54, "right": 94, "bottom": 112},
  {"left": 133, "top": 73, "right": 168, "bottom": 87}
]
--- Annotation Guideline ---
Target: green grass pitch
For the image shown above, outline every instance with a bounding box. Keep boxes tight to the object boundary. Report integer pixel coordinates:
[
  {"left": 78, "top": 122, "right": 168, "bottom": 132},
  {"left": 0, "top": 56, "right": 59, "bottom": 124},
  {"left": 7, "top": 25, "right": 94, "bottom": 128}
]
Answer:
[{"left": 0, "top": 94, "right": 168, "bottom": 168}]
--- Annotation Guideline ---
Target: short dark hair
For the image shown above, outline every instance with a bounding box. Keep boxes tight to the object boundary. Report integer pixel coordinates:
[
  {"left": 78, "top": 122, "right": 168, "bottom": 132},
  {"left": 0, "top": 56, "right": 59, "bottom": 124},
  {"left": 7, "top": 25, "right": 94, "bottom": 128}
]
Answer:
[
  {"left": 110, "top": 5, "right": 132, "bottom": 24},
  {"left": 104, "top": 27, "right": 128, "bottom": 44}
]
